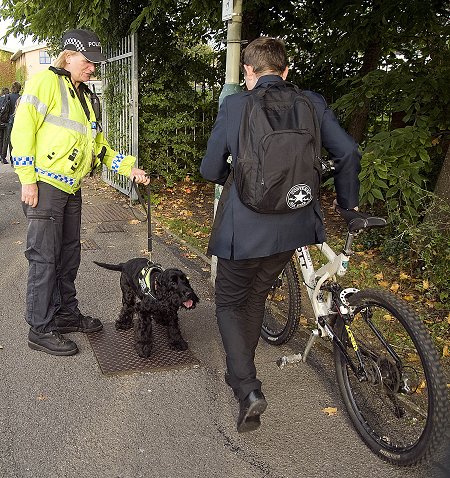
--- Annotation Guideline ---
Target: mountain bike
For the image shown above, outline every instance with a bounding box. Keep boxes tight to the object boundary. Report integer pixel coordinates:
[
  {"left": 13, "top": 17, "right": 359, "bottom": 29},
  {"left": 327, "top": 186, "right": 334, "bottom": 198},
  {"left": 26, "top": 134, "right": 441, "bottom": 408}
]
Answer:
[{"left": 262, "top": 205, "right": 449, "bottom": 466}]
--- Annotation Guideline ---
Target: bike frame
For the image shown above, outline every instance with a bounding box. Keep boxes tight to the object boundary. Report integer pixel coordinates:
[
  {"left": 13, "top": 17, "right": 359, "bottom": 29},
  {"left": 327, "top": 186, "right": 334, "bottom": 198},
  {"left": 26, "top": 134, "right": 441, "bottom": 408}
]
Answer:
[{"left": 278, "top": 231, "right": 360, "bottom": 367}]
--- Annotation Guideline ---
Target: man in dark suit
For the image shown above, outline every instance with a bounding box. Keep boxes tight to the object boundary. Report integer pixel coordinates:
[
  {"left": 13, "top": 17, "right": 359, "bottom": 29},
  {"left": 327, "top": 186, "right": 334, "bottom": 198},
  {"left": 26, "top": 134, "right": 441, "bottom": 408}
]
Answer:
[{"left": 200, "top": 37, "right": 361, "bottom": 433}]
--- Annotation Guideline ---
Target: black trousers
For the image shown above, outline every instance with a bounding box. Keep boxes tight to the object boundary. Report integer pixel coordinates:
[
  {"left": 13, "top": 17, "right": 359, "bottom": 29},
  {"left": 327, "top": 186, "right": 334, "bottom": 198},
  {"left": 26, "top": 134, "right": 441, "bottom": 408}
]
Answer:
[
  {"left": 0, "top": 125, "right": 6, "bottom": 161},
  {"left": 1, "top": 123, "right": 12, "bottom": 161},
  {"left": 215, "top": 250, "right": 294, "bottom": 401},
  {"left": 22, "top": 182, "right": 82, "bottom": 332}
]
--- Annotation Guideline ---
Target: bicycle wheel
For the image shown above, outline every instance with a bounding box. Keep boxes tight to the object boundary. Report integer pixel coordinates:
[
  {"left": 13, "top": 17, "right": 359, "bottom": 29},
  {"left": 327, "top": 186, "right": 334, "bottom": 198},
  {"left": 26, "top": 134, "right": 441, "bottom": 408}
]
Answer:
[
  {"left": 333, "top": 288, "right": 449, "bottom": 466},
  {"left": 261, "top": 257, "right": 301, "bottom": 345}
]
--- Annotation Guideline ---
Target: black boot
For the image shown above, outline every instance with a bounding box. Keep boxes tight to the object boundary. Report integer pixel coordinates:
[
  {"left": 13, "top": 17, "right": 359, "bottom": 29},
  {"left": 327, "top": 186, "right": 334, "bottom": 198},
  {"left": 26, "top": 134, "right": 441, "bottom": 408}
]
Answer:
[
  {"left": 28, "top": 328, "right": 78, "bottom": 356},
  {"left": 53, "top": 310, "right": 103, "bottom": 333}
]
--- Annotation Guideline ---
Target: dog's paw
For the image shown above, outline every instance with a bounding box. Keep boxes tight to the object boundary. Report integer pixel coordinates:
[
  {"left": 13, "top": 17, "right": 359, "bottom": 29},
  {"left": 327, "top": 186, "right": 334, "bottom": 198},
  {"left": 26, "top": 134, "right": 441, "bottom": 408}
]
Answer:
[
  {"left": 115, "top": 320, "right": 133, "bottom": 330},
  {"left": 136, "top": 343, "right": 152, "bottom": 358},
  {"left": 170, "top": 339, "right": 188, "bottom": 351}
]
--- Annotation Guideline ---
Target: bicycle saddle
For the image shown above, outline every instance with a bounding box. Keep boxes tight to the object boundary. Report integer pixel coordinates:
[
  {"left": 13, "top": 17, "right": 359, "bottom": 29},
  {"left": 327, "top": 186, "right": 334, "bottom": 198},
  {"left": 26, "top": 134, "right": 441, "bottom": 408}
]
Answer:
[{"left": 335, "top": 205, "right": 387, "bottom": 233}]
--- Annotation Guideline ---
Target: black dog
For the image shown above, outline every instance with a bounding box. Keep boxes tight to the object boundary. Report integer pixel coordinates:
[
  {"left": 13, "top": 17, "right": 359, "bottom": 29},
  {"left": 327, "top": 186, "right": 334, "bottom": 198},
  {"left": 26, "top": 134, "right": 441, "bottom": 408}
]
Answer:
[{"left": 93, "top": 258, "right": 199, "bottom": 358}]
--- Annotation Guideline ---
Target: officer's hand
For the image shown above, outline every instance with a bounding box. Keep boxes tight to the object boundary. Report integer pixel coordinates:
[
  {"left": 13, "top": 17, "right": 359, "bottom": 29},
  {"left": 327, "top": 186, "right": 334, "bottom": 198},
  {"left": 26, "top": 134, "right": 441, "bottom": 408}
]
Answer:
[
  {"left": 130, "top": 167, "right": 150, "bottom": 185},
  {"left": 22, "top": 183, "right": 39, "bottom": 208}
]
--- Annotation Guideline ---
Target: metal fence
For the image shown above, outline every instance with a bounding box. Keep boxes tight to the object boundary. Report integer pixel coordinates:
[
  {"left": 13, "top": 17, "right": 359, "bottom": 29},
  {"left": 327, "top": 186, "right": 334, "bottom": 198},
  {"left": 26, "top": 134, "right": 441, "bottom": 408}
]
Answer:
[{"left": 101, "top": 34, "right": 138, "bottom": 198}]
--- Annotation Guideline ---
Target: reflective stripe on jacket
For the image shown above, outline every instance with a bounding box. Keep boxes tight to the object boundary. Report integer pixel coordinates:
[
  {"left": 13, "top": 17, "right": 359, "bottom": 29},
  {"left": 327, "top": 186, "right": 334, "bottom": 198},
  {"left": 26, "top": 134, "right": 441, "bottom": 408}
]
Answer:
[{"left": 11, "top": 68, "right": 135, "bottom": 193}]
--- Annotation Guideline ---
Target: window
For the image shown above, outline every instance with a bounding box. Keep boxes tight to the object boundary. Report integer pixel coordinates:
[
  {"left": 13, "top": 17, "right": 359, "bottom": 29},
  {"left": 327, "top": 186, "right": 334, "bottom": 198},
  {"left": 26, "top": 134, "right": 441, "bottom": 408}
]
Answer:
[{"left": 39, "top": 50, "right": 51, "bottom": 64}]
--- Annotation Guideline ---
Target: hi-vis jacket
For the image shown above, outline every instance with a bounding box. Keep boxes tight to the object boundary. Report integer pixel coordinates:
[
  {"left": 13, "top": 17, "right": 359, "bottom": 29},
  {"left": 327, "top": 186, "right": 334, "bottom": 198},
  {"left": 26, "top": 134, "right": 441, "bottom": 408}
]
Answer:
[{"left": 11, "top": 67, "right": 135, "bottom": 193}]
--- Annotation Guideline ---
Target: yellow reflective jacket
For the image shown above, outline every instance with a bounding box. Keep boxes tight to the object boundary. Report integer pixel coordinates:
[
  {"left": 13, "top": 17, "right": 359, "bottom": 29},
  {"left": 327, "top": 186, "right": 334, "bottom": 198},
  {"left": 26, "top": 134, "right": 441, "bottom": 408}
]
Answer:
[{"left": 11, "top": 67, "right": 136, "bottom": 193}]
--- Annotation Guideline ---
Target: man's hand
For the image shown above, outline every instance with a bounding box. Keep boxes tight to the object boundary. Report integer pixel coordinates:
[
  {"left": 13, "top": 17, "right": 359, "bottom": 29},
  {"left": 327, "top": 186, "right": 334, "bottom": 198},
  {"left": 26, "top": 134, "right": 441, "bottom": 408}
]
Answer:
[
  {"left": 22, "top": 183, "right": 38, "bottom": 208},
  {"left": 130, "top": 167, "right": 150, "bottom": 185},
  {"left": 333, "top": 199, "right": 358, "bottom": 211}
]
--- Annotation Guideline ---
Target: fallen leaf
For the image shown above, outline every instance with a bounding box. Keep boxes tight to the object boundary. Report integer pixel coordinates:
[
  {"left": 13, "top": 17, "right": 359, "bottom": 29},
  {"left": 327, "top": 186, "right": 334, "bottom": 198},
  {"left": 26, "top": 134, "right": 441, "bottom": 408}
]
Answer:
[
  {"left": 36, "top": 393, "right": 48, "bottom": 401},
  {"left": 129, "top": 219, "right": 141, "bottom": 225},
  {"left": 13, "top": 240, "right": 23, "bottom": 245},
  {"left": 300, "top": 317, "right": 308, "bottom": 326},
  {"left": 390, "top": 283, "right": 400, "bottom": 293},
  {"left": 322, "top": 407, "right": 338, "bottom": 416},
  {"left": 375, "top": 272, "right": 384, "bottom": 280},
  {"left": 415, "top": 380, "right": 427, "bottom": 394},
  {"left": 399, "top": 272, "right": 410, "bottom": 280},
  {"left": 443, "top": 345, "right": 449, "bottom": 357},
  {"left": 447, "top": 313, "right": 450, "bottom": 326},
  {"left": 403, "top": 295, "right": 415, "bottom": 301},
  {"left": 423, "top": 279, "right": 430, "bottom": 290},
  {"left": 380, "top": 281, "right": 390, "bottom": 288}
]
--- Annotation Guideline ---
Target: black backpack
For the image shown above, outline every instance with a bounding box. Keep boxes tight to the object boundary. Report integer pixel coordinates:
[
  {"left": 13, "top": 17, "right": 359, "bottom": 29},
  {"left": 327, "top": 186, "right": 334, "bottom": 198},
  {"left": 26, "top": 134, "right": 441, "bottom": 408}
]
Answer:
[
  {"left": 234, "top": 81, "right": 322, "bottom": 214},
  {"left": 0, "top": 95, "right": 11, "bottom": 124}
]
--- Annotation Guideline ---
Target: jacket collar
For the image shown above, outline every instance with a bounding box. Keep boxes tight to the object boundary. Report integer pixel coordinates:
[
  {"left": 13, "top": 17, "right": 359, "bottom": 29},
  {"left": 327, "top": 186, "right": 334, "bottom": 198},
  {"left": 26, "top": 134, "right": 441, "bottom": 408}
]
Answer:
[
  {"left": 48, "top": 66, "right": 91, "bottom": 95},
  {"left": 253, "top": 74, "right": 284, "bottom": 90}
]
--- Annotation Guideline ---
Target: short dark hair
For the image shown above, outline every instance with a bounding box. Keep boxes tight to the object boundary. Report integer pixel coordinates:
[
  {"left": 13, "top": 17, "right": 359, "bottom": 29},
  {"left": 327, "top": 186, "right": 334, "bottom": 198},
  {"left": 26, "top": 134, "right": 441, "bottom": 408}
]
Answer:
[
  {"left": 241, "top": 37, "right": 288, "bottom": 75},
  {"left": 11, "top": 81, "right": 21, "bottom": 94}
]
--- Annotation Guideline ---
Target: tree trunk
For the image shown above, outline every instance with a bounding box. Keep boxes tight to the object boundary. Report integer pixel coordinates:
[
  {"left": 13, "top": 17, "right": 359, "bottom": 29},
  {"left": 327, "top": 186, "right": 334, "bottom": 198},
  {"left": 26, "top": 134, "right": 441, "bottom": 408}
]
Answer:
[
  {"left": 347, "top": 38, "right": 382, "bottom": 143},
  {"left": 434, "top": 142, "right": 450, "bottom": 208},
  {"left": 425, "top": 142, "right": 450, "bottom": 227}
]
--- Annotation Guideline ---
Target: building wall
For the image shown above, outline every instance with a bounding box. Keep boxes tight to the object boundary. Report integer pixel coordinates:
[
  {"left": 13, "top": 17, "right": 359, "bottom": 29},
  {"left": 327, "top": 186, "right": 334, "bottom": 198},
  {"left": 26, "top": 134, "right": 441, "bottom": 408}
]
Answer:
[
  {"left": 14, "top": 46, "right": 53, "bottom": 81},
  {"left": 17, "top": 48, "right": 53, "bottom": 79},
  {"left": 0, "top": 49, "right": 16, "bottom": 87}
]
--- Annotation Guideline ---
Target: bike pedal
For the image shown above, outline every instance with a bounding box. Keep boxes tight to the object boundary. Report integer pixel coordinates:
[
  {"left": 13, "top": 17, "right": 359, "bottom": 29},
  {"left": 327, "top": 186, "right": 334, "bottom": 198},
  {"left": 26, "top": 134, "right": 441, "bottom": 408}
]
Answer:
[{"left": 277, "top": 353, "right": 303, "bottom": 368}]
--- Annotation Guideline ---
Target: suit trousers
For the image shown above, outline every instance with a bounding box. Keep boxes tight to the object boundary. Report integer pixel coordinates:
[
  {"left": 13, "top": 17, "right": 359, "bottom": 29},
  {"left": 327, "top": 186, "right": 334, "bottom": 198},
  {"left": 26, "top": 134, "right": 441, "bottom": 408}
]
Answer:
[
  {"left": 215, "top": 249, "right": 294, "bottom": 400},
  {"left": 22, "top": 181, "right": 82, "bottom": 332}
]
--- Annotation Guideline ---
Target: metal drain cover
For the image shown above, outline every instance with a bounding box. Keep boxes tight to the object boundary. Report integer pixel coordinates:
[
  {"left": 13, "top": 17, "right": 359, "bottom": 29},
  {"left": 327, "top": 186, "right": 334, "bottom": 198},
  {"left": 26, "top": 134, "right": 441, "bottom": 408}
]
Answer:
[
  {"left": 81, "top": 238, "right": 100, "bottom": 250},
  {"left": 87, "top": 322, "right": 200, "bottom": 375},
  {"left": 96, "top": 223, "right": 125, "bottom": 233}
]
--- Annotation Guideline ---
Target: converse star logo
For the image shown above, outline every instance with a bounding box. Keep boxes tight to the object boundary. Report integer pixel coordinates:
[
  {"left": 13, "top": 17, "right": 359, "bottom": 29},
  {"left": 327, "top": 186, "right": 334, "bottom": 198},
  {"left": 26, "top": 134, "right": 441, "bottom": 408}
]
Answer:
[{"left": 286, "top": 184, "right": 313, "bottom": 209}]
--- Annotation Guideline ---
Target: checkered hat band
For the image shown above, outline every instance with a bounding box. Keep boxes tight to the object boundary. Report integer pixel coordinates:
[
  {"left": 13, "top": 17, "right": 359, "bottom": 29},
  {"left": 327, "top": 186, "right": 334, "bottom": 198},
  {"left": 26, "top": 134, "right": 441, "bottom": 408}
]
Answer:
[{"left": 64, "top": 38, "right": 86, "bottom": 52}]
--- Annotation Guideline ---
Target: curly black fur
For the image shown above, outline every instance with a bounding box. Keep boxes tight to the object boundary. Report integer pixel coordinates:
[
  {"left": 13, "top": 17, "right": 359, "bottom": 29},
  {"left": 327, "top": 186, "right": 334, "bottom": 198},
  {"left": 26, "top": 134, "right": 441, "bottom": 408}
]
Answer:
[{"left": 93, "top": 258, "right": 199, "bottom": 358}]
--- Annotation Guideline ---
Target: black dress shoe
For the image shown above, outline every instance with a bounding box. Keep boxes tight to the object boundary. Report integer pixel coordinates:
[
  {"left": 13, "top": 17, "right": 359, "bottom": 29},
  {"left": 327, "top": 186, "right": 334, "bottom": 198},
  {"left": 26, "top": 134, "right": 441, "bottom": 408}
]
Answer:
[
  {"left": 28, "top": 328, "right": 78, "bottom": 356},
  {"left": 53, "top": 310, "right": 103, "bottom": 333},
  {"left": 237, "top": 390, "right": 267, "bottom": 433}
]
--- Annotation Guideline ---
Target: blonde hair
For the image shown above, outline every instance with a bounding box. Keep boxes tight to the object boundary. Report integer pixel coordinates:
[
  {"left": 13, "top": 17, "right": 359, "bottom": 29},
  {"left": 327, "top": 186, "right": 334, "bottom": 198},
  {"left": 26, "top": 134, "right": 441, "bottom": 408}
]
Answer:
[{"left": 53, "top": 50, "right": 77, "bottom": 68}]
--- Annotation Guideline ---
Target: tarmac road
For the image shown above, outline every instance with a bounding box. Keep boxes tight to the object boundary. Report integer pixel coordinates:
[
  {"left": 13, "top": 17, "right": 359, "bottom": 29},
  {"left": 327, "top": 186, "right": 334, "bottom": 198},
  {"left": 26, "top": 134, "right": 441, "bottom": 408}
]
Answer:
[{"left": 0, "top": 163, "right": 447, "bottom": 478}]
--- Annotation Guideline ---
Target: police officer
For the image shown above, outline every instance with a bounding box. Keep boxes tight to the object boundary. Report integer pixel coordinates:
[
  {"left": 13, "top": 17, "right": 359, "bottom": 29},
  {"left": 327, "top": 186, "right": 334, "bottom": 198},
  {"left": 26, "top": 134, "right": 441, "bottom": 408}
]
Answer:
[{"left": 12, "top": 29, "right": 150, "bottom": 356}]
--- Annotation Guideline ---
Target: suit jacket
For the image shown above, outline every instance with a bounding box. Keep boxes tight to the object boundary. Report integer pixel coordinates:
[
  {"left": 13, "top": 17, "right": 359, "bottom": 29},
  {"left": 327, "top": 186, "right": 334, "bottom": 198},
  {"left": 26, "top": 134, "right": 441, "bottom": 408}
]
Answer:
[{"left": 200, "top": 75, "right": 361, "bottom": 260}]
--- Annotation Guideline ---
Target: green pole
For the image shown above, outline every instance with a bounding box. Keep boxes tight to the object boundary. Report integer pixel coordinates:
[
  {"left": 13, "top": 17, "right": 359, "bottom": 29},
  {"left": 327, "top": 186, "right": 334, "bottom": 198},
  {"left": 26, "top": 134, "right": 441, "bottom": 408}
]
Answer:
[{"left": 211, "top": 0, "right": 243, "bottom": 282}]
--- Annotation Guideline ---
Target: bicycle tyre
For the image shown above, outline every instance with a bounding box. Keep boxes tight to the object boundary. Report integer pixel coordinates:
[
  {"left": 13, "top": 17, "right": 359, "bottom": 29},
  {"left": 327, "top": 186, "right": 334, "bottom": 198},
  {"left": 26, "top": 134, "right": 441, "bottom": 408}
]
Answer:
[
  {"left": 261, "top": 257, "right": 301, "bottom": 345},
  {"left": 333, "top": 288, "right": 449, "bottom": 466}
]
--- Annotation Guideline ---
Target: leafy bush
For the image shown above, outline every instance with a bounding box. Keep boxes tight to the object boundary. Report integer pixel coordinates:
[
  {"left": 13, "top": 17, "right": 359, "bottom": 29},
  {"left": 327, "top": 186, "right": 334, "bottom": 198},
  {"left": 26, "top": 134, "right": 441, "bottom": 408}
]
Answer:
[
  {"left": 381, "top": 198, "right": 450, "bottom": 306},
  {"left": 359, "top": 126, "right": 432, "bottom": 221}
]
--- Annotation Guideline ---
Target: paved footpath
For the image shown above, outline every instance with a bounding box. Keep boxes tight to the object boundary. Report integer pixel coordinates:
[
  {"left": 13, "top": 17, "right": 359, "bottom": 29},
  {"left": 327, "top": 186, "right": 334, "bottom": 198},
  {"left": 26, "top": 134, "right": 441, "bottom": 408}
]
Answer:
[{"left": 0, "top": 163, "right": 448, "bottom": 478}]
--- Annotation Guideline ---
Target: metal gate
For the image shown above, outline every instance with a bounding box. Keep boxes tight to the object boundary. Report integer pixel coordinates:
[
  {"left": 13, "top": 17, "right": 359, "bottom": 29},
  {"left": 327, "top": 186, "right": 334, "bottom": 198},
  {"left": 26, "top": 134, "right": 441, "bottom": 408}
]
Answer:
[{"left": 100, "top": 34, "right": 139, "bottom": 198}]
